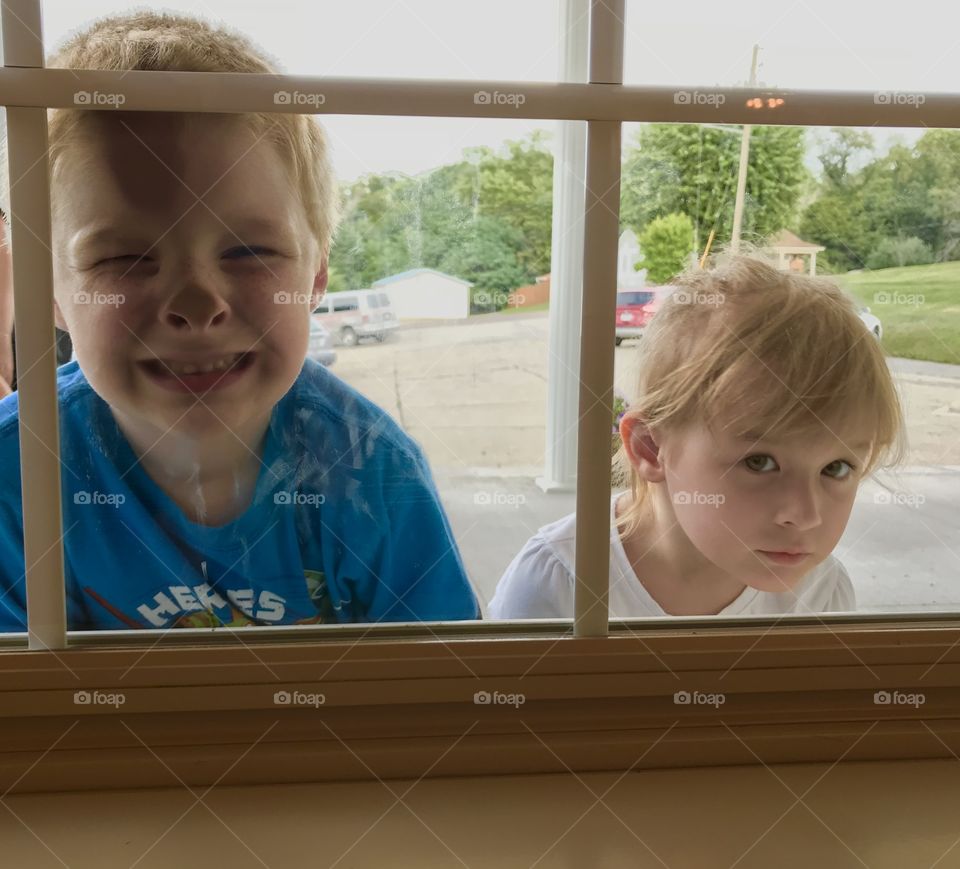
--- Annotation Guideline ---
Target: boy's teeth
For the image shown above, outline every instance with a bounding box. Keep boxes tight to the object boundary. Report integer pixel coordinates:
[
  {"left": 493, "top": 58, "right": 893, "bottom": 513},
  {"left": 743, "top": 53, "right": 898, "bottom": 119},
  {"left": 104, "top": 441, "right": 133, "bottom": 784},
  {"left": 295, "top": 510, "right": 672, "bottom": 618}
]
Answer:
[{"left": 167, "top": 353, "right": 243, "bottom": 375}]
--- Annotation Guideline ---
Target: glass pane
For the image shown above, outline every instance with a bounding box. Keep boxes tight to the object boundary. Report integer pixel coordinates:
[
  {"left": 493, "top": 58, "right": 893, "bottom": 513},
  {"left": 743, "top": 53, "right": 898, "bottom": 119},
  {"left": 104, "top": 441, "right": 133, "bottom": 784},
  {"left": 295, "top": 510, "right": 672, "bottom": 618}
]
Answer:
[
  {"left": 615, "top": 118, "right": 960, "bottom": 620},
  {"left": 0, "top": 104, "right": 577, "bottom": 632},
  {"left": 624, "top": 0, "right": 957, "bottom": 93},
  {"left": 42, "top": 0, "right": 560, "bottom": 82},
  {"left": 322, "top": 115, "right": 574, "bottom": 623},
  {"left": 1, "top": 5, "right": 575, "bottom": 640}
]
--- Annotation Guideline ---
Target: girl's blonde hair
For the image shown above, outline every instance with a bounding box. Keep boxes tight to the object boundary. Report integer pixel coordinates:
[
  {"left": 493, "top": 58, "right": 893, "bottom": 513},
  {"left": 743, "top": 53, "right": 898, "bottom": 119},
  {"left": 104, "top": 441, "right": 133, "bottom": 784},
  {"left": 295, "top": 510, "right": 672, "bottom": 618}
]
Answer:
[
  {"left": 2, "top": 10, "right": 340, "bottom": 257},
  {"left": 613, "top": 250, "right": 907, "bottom": 539}
]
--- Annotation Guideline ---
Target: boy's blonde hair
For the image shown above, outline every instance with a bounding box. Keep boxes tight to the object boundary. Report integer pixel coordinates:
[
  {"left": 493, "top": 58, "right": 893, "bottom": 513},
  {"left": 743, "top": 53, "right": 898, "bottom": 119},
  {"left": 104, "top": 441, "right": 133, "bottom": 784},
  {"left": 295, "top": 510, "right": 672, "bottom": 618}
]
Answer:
[
  {"left": 1, "top": 11, "right": 339, "bottom": 257},
  {"left": 613, "top": 251, "right": 907, "bottom": 539}
]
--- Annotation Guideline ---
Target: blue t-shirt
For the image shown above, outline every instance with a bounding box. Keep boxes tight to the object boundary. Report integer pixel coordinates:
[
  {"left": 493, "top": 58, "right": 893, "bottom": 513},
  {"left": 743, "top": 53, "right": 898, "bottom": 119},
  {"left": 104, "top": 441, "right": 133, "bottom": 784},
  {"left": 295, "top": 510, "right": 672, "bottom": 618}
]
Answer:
[{"left": 0, "top": 359, "right": 479, "bottom": 631}]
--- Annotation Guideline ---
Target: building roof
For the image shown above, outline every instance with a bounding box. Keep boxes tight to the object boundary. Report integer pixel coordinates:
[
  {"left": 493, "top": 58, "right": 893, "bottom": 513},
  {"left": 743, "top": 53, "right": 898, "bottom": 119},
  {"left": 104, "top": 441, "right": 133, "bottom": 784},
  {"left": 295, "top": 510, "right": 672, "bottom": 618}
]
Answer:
[
  {"left": 766, "top": 229, "right": 825, "bottom": 251},
  {"left": 373, "top": 268, "right": 473, "bottom": 288}
]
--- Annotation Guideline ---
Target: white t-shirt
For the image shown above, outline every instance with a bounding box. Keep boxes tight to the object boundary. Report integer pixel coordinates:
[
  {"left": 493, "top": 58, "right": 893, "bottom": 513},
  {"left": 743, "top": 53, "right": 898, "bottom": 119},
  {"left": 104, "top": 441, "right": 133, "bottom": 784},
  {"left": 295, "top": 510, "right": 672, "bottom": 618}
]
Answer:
[{"left": 488, "top": 492, "right": 856, "bottom": 619}]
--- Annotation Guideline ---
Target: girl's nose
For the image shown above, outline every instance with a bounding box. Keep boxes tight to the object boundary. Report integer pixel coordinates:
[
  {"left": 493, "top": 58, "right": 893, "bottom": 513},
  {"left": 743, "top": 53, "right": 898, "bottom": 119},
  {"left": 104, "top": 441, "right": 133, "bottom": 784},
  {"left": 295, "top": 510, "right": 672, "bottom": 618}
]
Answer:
[{"left": 774, "top": 480, "right": 822, "bottom": 531}]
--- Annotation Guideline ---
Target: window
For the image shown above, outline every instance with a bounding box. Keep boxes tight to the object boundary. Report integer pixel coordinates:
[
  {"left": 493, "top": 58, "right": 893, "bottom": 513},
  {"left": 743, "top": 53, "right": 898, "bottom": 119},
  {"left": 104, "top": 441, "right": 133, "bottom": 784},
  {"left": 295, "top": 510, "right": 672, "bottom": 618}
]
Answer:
[{"left": 1, "top": 0, "right": 956, "bottom": 794}]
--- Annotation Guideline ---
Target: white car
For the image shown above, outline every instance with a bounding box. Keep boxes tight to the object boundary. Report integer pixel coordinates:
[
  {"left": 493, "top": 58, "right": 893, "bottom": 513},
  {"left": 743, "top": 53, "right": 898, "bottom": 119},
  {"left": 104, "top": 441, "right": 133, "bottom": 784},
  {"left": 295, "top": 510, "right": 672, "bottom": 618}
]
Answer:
[
  {"left": 858, "top": 306, "right": 882, "bottom": 340},
  {"left": 307, "top": 318, "right": 337, "bottom": 366}
]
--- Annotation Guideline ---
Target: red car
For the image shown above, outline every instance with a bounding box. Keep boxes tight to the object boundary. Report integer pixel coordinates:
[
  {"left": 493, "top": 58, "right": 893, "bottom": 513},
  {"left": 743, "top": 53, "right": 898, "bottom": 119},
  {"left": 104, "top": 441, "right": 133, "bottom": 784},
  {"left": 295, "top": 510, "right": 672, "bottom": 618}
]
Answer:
[{"left": 614, "top": 286, "right": 673, "bottom": 345}]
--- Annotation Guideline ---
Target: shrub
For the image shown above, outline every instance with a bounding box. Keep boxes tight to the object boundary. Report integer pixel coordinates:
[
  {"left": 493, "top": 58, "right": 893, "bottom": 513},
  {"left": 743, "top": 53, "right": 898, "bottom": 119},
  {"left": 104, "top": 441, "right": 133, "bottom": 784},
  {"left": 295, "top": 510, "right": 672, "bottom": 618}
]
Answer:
[
  {"left": 866, "top": 236, "right": 934, "bottom": 270},
  {"left": 638, "top": 213, "right": 695, "bottom": 285}
]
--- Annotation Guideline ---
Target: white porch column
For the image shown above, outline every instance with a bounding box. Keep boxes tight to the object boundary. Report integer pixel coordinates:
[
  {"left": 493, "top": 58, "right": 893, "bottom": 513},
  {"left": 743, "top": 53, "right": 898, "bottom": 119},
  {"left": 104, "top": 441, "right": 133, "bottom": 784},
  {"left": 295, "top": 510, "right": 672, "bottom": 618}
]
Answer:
[{"left": 537, "top": 0, "right": 589, "bottom": 494}]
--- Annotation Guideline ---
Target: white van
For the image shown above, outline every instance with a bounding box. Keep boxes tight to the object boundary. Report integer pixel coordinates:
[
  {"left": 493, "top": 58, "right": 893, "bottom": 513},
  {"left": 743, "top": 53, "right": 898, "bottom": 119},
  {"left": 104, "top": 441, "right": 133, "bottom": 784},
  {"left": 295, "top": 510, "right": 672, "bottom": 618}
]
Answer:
[{"left": 313, "top": 289, "right": 399, "bottom": 346}]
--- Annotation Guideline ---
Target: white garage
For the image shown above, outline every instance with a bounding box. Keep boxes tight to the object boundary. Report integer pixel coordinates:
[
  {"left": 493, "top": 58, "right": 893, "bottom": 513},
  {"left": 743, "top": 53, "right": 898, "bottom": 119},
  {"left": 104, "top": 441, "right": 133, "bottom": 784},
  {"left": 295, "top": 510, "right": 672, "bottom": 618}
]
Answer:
[{"left": 373, "top": 268, "right": 472, "bottom": 320}]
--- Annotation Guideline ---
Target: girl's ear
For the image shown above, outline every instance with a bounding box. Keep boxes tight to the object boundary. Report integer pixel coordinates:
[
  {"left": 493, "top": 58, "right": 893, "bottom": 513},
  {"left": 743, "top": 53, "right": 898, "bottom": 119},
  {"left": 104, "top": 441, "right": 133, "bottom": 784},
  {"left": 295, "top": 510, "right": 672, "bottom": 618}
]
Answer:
[{"left": 620, "top": 414, "right": 668, "bottom": 483}]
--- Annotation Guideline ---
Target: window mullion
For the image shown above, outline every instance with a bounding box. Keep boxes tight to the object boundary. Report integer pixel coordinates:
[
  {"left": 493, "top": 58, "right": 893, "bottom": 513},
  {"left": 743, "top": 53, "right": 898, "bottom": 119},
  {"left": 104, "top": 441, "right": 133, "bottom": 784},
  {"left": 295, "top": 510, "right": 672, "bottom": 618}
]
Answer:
[
  {"left": 574, "top": 0, "right": 624, "bottom": 637},
  {"left": 3, "top": 0, "right": 67, "bottom": 650}
]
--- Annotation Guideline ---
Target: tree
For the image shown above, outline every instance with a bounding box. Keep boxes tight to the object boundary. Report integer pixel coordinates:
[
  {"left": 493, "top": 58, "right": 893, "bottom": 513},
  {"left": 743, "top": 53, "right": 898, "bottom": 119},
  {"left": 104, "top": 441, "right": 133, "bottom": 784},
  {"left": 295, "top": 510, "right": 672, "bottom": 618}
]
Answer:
[
  {"left": 440, "top": 216, "right": 528, "bottom": 309},
  {"left": 621, "top": 124, "right": 807, "bottom": 253},
  {"left": 815, "top": 128, "right": 874, "bottom": 189},
  {"left": 866, "top": 236, "right": 933, "bottom": 270},
  {"left": 799, "top": 191, "right": 873, "bottom": 272},
  {"left": 638, "top": 213, "right": 694, "bottom": 285},
  {"left": 800, "top": 132, "right": 953, "bottom": 270},
  {"left": 328, "top": 132, "right": 554, "bottom": 298},
  {"left": 459, "top": 131, "right": 554, "bottom": 277}
]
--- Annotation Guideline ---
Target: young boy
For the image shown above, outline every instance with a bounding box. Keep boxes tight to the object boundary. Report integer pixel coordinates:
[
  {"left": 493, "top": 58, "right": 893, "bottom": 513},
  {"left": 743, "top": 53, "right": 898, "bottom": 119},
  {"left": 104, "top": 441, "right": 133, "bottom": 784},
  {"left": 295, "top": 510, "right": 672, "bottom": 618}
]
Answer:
[{"left": 0, "top": 12, "right": 480, "bottom": 631}]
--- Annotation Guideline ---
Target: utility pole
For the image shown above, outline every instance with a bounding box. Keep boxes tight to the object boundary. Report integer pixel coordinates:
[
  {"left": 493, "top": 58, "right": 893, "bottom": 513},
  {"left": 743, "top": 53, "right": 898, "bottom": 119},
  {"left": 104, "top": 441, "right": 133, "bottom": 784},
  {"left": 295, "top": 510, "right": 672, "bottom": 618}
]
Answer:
[{"left": 730, "top": 44, "right": 760, "bottom": 254}]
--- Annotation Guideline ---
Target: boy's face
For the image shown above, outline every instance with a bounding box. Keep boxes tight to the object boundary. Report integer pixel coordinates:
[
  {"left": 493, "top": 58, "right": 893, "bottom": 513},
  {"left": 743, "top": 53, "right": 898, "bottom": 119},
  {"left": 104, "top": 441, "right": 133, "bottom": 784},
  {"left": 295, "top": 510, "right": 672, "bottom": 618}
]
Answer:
[
  {"left": 628, "top": 414, "right": 871, "bottom": 594},
  {"left": 50, "top": 112, "right": 326, "bottom": 442}
]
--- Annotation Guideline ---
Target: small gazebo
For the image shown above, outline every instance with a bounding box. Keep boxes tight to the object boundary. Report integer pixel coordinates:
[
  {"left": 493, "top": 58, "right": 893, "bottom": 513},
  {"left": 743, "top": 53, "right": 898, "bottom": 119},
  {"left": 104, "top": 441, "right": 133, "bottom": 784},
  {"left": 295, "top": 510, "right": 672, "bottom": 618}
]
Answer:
[{"left": 765, "top": 229, "right": 826, "bottom": 276}]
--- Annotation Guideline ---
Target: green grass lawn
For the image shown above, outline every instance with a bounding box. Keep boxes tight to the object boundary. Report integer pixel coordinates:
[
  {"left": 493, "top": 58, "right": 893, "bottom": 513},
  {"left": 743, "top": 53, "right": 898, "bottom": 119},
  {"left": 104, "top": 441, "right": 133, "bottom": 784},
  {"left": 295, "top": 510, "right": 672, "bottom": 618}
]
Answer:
[
  {"left": 834, "top": 262, "right": 960, "bottom": 365},
  {"left": 503, "top": 301, "right": 550, "bottom": 314}
]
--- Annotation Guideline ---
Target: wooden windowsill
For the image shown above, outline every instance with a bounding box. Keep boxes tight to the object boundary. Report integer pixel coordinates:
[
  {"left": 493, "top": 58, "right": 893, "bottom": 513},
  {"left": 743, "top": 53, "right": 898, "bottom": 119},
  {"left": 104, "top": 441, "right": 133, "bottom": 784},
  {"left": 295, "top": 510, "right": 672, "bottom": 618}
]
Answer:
[
  {"left": 2, "top": 759, "right": 959, "bottom": 867},
  {"left": 2, "top": 618, "right": 959, "bottom": 794}
]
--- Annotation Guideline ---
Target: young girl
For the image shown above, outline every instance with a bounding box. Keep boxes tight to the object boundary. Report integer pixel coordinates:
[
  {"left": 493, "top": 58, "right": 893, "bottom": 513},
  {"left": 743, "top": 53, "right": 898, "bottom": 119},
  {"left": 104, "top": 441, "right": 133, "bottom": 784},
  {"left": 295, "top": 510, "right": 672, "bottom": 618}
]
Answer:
[{"left": 489, "top": 254, "right": 906, "bottom": 619}]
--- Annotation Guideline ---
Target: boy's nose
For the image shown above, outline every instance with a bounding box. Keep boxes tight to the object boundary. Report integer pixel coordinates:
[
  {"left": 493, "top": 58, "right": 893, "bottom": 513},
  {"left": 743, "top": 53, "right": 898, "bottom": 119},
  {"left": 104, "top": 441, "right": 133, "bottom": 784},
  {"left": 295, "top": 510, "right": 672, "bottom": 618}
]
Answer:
[{"left": 161, "top": 283, "right": 231, "bottom": 332}]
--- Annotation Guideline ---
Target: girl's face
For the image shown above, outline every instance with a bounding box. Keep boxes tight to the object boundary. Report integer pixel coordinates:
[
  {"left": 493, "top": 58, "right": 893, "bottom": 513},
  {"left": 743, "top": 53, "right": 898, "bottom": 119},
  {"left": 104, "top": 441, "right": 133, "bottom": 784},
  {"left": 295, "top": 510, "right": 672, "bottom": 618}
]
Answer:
[
  {"left": 633, "top": 416, "right": 872, "bottom": 593},
  {"left": 50, "top": 113, "right": 326, "bottom": 444}
]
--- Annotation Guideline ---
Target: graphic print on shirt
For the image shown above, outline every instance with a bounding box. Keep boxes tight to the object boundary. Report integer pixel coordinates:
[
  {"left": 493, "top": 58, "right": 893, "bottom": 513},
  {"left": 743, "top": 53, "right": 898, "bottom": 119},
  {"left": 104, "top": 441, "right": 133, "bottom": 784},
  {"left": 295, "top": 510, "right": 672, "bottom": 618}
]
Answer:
[{"left": 82, "top": 565, "right": 338, "bottom": 628}]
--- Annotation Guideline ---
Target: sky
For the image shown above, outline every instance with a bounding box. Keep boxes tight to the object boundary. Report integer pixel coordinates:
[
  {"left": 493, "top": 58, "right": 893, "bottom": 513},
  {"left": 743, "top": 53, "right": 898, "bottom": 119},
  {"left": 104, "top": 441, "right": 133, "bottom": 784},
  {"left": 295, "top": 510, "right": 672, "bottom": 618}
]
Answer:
[{"left": 5, "top": 0, "right": 959, "bottom": 181}]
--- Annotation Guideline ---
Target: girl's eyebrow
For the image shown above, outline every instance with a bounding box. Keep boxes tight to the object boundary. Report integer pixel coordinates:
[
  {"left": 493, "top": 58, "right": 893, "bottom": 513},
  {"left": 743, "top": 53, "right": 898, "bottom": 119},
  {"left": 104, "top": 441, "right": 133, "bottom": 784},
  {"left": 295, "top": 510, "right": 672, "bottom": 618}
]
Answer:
[{"left": 737, "top": 432, "right": 871, "bottom": 451}]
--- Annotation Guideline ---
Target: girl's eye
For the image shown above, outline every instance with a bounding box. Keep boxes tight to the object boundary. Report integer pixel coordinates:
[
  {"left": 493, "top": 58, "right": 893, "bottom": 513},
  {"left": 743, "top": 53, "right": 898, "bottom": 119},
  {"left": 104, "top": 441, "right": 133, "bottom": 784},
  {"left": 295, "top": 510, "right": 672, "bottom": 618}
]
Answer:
[
  {"left": 743, "top": 454, "right": 777, "bottom": 473},
  {"left": 224, "top": 245, "right": 274, "bottom": 259},
  {"left": 823, "top": 459, "right": 855, "bottom": 480}
]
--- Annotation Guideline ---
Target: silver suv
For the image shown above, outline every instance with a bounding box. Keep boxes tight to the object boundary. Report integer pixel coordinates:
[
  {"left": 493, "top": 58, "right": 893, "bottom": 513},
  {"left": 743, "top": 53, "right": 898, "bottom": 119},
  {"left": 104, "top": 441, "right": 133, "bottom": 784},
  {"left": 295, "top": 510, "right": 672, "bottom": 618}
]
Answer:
[{"left": 313, "top": 289, "right": 400, "bottom": 346}]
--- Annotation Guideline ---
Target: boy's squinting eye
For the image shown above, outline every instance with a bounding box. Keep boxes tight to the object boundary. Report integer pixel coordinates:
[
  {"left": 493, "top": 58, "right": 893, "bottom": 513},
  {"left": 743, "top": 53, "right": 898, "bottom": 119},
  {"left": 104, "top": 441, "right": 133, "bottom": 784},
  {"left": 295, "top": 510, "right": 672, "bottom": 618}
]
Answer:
[
  {"left": 98, "top": 254, "right": 149, "bottom": 264},
  {"left": 223, "top": 245, "right": 275, "bottom": 259},
  {"left": 94, "top": 254, "right": 154, "bottom": 271}
]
